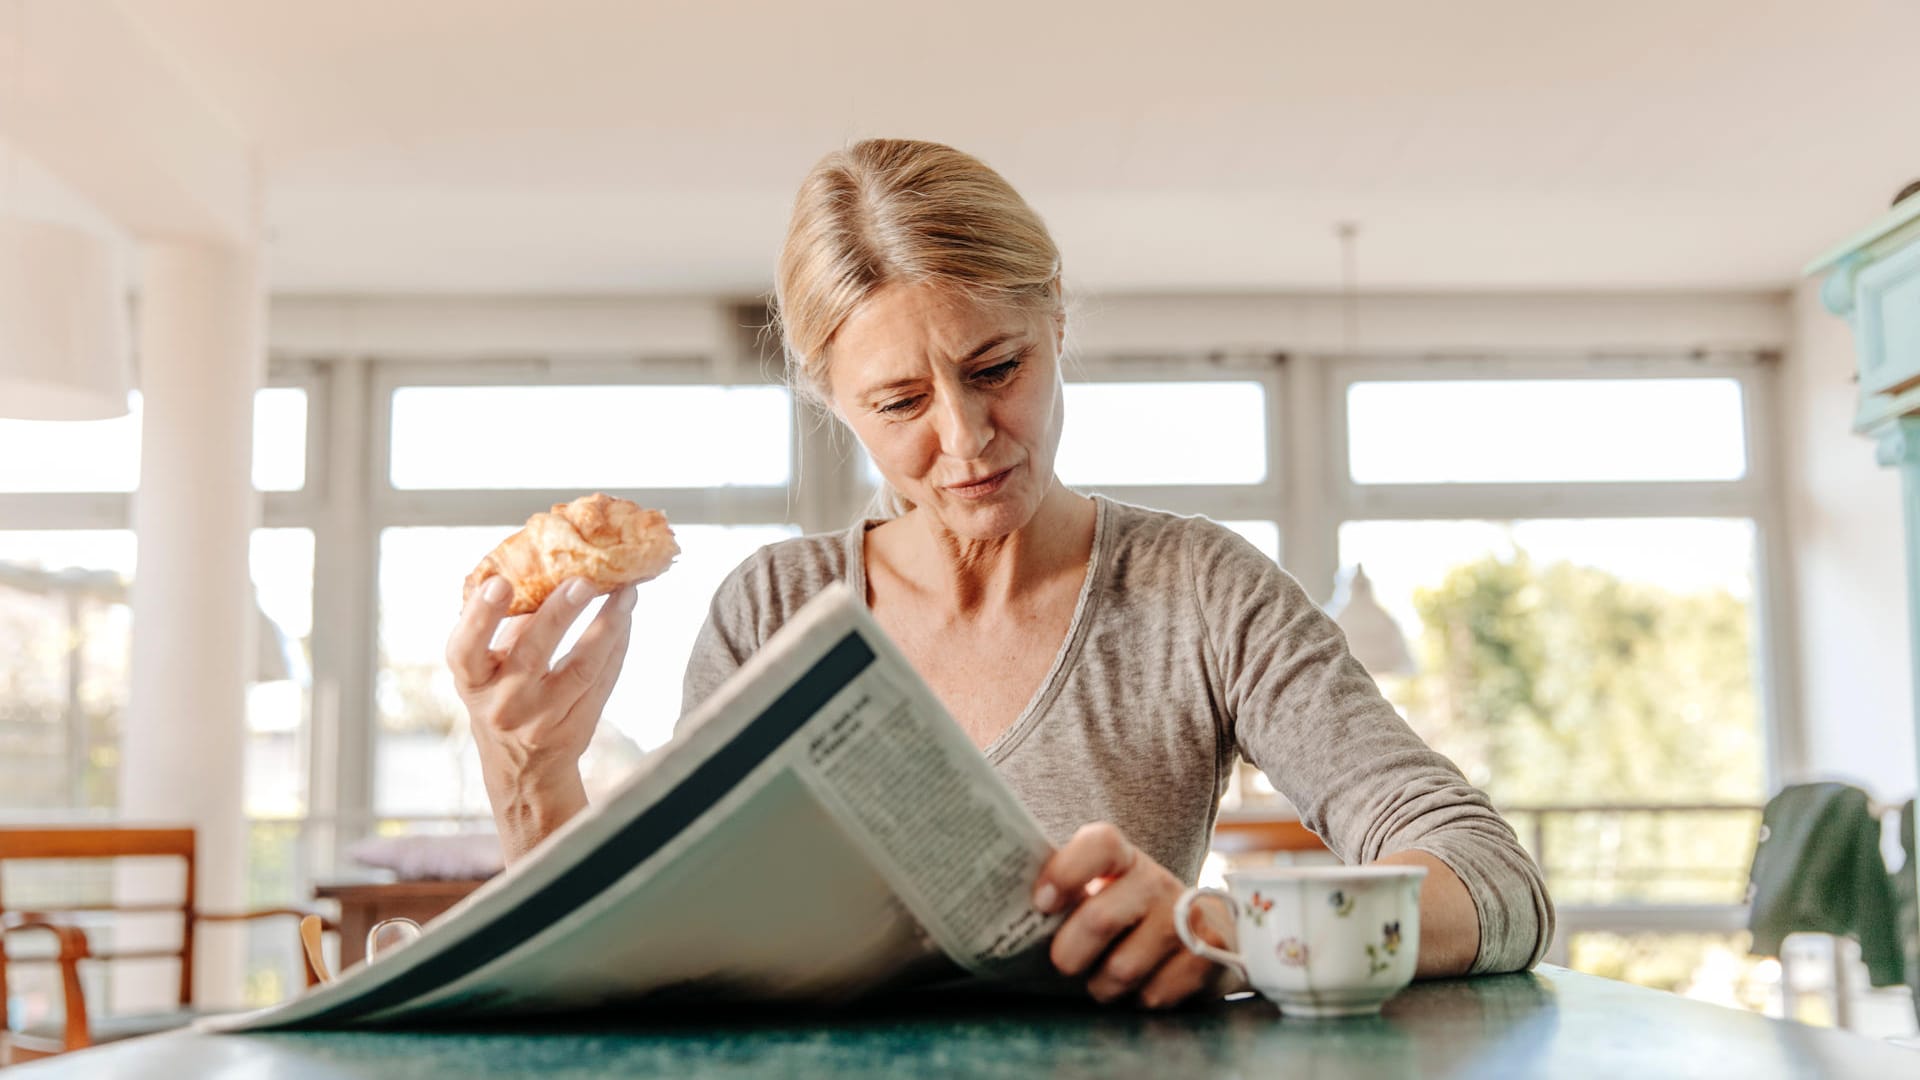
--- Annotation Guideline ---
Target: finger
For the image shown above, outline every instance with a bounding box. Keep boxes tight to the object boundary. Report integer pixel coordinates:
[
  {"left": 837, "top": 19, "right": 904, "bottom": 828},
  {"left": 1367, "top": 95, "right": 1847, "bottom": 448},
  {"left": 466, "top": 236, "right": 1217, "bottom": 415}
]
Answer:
[
  {"left": 1034, "top": 823, "right": 1135, "bottom": 914},
  {"left": 505, "top": 578, "right": 599, "bottom": 673},
  {"left": 493, "top": 612, "right": 532, "bottom": 656},
  {"left": 1049, "top": 863, "right": 1159, "bottom": 979},
  {"left": 1136, "top": 948, "right": 1220, "bottom": 1010},
  {"left": 1085, "top": 891, "right": 1182, "bottom": 1003},
  {"left": 551, "top": 586, "right": 636, "bottom": 694},
  {"left": 563, "top": 600, "right": 635, "bottom": 729},
  {"left": 447, "top": 577, "right": 513, "bottom": 685}
]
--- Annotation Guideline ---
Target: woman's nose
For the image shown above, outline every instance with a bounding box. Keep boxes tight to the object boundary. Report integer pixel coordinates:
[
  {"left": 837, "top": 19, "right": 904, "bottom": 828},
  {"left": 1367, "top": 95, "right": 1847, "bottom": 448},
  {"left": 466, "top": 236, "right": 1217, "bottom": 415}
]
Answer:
[{"left": 932, "top": 391, "right": 994, "bottom": 460}]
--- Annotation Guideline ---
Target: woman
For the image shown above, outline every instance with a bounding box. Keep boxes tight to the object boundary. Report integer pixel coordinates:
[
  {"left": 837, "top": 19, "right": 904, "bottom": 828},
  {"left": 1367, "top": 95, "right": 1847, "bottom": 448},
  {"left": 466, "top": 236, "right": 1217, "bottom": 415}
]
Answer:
[{"left": 449, "top": 139, "right": 1554, "bottom": 1009}]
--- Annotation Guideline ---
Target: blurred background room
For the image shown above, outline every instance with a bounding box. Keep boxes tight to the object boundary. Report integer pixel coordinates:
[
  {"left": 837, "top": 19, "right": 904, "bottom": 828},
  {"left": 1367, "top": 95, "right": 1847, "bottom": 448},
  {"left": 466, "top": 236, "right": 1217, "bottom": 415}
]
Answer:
[{"left": 1, "top": 0, "right": 1918, "bottom": 1056}]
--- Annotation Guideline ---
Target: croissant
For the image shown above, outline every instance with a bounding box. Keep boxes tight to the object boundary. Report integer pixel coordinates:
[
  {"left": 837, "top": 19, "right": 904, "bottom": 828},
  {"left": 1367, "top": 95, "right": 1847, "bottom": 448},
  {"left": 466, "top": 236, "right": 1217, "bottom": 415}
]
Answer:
[{"left": 462, "top": 493, "right": 679, "bottom": 616}]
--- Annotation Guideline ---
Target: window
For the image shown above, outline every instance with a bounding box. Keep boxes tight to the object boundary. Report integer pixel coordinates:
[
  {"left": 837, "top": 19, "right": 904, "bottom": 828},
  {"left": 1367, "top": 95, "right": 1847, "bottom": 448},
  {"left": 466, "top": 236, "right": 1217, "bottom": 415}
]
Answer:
[
  {"left": 247, "top": 528, "right": 314, "bottom": 817},
  {"left": 0, "top": 530, "right": 136, "bottom": 814},
  {"left": 0, "top": 400, "right": 141, "bottom": 493},
  {"left": 12, "top": 342, "right": 1784, "bottom": 1017},
  {"left": 1057, "top": 381, "right": 1268, "bottom": 486},
  {"left": 363, "top": 363, "right": 811, "bottom": 820},
  {"left": 1327, "top": 356, "right": 1780, "bottom": 1007},
  {"left": 0, "top": 387, "right": 310, "bottom": 495},
  {"left": 253, "top": 388, "right": 309, "bottom": 492},
  {"left": 1345, "top": 378, "right": 1748, "bottom": 484},
  {"left": 1340, "top": 516, "right": 1763, "bottom": 900},
  {"left": 388, "top": 385, "right": 791, "bottom": 490},
  {"left": 0, "top": 385, "right": 315, "bottom": 820},
  {"left": 0, "top": 383, "right": 317, "bottom": 1006}
]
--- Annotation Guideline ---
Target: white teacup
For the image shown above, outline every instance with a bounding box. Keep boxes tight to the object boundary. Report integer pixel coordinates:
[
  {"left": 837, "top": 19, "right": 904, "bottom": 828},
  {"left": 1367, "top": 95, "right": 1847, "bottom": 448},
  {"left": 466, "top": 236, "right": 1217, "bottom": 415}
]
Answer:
[{"left": 1174, "top": 865, "right": 1427, "bottom": 1018}]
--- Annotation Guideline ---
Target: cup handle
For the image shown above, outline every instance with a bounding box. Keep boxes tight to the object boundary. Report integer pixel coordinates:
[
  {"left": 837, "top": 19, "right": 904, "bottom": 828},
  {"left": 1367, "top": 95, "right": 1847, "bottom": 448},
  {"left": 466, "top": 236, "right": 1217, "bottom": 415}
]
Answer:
[
  {"left": 366, "top": 917, "right": 423, "bottom": 963},
  {"left": 1173, "top": 886, "right": 1246, "bottom": 976}
]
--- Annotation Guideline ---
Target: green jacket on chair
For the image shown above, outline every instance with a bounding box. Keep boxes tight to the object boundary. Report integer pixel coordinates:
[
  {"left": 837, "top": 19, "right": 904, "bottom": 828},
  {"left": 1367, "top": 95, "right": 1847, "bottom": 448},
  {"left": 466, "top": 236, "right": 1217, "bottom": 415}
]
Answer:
[{"left": 1746, "top": 782, "right": 1904, "bottom": 988}]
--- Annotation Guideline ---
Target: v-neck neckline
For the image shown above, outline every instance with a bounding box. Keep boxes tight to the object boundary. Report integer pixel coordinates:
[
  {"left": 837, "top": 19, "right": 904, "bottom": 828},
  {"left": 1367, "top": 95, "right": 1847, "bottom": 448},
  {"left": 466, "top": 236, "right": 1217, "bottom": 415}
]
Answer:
[{"left": 843, "top": 494, "right": 1111, "bottom": 763}]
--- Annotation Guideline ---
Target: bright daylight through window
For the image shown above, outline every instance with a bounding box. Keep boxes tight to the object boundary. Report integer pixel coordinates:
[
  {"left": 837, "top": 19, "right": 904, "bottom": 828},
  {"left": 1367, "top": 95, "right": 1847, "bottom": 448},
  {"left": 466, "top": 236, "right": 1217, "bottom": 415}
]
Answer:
[{"left": 0, "top": 354, "right": 1787, "bottom": 1016}]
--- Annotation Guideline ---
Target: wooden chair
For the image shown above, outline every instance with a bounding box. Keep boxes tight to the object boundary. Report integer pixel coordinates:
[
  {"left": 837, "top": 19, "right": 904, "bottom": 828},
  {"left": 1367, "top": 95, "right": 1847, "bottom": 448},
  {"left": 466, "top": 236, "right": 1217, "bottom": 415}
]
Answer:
[
  {"left": 1211, "top": 814, "right": 1332, "bottom": 857},
  {"left": 0, "top": 825, "right": 335, "bottom": 1063}
]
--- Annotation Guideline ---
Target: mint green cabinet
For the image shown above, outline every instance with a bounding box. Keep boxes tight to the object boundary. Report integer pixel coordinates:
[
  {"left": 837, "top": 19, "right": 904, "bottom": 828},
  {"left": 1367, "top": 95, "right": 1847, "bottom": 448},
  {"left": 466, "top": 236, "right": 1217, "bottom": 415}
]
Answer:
[
  {"left": 1808, "top": 192, "right": 1920, "bottom": 971},
  {"left": 1810, "top": 197, "right": 1920, "bottom": 428}
]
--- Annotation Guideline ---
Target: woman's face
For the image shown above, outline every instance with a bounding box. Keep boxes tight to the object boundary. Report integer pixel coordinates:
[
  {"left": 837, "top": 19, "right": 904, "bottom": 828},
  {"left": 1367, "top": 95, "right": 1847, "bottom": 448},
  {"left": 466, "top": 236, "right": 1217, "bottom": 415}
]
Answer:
[{"left": 825, "top": 280, "right": 1065, "bottom": 541}]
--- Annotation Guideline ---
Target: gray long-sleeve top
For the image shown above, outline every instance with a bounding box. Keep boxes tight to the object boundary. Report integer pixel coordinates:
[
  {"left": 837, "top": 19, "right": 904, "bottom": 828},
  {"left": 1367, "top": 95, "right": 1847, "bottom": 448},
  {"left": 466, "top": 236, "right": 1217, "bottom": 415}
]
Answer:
[{"left": 679, "top": 495, "right": 1554, "bottom": 974}]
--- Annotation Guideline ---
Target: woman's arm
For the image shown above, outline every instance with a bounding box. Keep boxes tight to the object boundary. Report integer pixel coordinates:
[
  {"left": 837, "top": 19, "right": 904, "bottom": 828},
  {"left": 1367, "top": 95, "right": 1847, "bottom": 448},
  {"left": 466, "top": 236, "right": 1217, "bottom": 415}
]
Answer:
[
  {"left": 1186, "top": 522, "right": 1554, "bottom": 976},
  {"left": 1375, "top": 849, "right": 1481, "bottom": 977}
]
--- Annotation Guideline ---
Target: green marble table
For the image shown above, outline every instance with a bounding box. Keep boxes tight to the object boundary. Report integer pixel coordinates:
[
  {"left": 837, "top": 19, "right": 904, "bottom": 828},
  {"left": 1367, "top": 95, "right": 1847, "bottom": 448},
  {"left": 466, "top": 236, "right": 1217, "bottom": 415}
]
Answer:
[{"left": 10, "top": 967, "right": 1915, "bottom": 1079}]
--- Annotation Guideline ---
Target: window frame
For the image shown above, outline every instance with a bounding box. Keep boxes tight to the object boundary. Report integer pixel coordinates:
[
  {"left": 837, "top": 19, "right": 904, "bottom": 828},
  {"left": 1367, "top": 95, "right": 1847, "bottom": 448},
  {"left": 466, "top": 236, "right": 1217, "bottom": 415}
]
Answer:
[{"left": 1313, "top": 350, "right": 1798, "bottom": 793}]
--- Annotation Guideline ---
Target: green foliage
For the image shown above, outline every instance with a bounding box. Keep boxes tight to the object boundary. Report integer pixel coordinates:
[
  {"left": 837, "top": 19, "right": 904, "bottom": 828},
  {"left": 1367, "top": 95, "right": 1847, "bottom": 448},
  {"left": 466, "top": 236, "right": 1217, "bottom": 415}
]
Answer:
[{"left": 1398, "top": 551, "right": 1761, "bottom": 808}]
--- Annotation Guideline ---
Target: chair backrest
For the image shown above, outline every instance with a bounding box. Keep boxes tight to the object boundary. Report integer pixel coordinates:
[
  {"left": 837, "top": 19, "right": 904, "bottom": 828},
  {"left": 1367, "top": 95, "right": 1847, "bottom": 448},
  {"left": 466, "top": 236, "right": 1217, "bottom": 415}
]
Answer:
[
  {"left": 1211, "top": 816, "right": 1331, "bottom": 857},
  {"left": 0, "top": 826, "right": 199, "bottom": 1021}
]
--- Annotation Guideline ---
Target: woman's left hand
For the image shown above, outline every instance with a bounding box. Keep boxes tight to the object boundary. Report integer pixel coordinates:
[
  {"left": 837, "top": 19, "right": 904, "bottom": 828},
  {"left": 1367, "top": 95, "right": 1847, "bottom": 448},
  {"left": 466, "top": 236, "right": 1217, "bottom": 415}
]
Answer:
[{"left": 1032, "top": 822, "right": 1237, "bottom": 1008}]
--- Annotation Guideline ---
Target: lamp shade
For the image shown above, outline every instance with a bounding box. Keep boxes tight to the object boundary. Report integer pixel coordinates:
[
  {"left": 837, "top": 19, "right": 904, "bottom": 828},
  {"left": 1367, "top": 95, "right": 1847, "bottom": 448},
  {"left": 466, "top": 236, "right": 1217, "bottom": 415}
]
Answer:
[
  {"left": 0, "top": 217, "right": 131, "bottom": 419},
  {"left": 1325, "top": 564, "right": 1417, "bottom": 677}
]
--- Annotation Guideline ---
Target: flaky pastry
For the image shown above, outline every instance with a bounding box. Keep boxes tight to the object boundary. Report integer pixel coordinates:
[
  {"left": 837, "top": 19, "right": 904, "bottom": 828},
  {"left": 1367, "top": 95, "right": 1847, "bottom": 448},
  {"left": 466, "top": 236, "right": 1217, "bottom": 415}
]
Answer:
[{"left": 462, "top": 493, "right": 679, "bottom": 616}]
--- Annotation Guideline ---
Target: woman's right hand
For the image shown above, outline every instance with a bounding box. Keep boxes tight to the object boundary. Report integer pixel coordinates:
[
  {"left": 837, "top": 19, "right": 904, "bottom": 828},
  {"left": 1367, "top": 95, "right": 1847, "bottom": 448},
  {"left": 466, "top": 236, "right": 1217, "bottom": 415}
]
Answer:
[{"left": 445, "top": 576, "right": 638, "bottom": 862}]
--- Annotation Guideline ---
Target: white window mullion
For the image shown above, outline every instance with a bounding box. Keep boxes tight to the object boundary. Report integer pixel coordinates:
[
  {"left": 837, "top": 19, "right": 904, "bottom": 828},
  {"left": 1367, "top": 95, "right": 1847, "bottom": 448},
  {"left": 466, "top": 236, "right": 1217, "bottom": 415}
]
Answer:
[
  {"left": 0, "top": 493, "right": 130, "bottom": 531},
  {"left": 1339, "top": 480, "right": 1764, "bottom": 522},
  {"left": 371, "top": 488, "right": 796, "bottom": 529},
  {"left": 308, "top": 355, "right": 379, "bottom": 863}
]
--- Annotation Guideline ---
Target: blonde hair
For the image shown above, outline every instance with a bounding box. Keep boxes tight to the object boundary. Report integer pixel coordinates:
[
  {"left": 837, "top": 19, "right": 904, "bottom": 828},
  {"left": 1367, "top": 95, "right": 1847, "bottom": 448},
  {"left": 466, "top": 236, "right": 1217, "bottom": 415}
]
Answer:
[{"left": 772, "top": 139, "right": 1064, "bottom": 519}]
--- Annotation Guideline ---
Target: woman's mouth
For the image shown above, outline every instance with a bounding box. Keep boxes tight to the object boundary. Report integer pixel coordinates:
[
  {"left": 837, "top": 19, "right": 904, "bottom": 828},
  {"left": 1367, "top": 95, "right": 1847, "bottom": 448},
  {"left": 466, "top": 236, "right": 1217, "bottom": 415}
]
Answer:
[{"left": 944, "top": 465, "right": 1015, "bottom": 500}]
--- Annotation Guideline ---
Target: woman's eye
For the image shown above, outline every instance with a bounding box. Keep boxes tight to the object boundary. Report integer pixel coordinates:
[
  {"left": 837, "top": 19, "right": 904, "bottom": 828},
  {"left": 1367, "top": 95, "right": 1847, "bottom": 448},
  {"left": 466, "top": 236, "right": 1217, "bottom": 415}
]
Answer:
[
  {"left": 878, "top": 396, "right": 921, "bottom": 415},
  {"left": 974, "top": 358, "right": 1022, "bottom": 384}
]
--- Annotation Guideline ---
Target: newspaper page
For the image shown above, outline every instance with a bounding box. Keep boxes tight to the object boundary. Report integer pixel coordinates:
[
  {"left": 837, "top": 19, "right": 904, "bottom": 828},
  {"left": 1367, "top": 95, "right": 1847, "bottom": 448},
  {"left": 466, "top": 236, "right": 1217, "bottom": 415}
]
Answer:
[{"left": 210, "top": 583, "right": 1063, "bottom": 1031}]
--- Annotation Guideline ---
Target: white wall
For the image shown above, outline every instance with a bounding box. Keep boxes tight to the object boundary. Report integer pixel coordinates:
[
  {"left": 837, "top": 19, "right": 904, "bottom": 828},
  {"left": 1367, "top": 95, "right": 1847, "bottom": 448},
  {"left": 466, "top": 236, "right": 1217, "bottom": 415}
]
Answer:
[
  {"left": 266, "top": 295, "right": 738, "bottom": 360},
  {"left": 1781, "top": 279, "right": 1916, "bottom": 801}
]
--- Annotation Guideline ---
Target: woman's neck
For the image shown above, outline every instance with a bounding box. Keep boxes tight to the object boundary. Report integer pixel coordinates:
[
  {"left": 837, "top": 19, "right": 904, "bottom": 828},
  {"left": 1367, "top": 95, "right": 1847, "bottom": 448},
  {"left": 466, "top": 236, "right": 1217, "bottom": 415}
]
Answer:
[{"left": 888, "top": 483, "right": 1095, "bottom": 616}]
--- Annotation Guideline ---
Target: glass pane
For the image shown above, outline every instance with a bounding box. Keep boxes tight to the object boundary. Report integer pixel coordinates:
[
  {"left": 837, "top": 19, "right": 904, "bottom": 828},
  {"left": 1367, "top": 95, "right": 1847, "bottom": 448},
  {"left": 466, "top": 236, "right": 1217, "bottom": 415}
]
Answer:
[
  {"left": 0, "top": 396, "right": 141, "bottom": 492},
  {"left": 0, "top": 531, "right": 136, "bottom": 814},
  {"left": 253, "top": 388, "right": 308, "bottom": 492},
  {"left": 1058, "top": 382, "right": 1266, "bottom": 486},
  {"left": 1338, "top": 518, "right": 1761, "bottom": 902},
  {"left": 1346, "top": 379, "right": 1748, "bottom": 484},
  {"left": 244, "top": 818, "right": 314, "bottom": 1006},
  {"left": 1568, "top": 932, "right": 1780, "bottom": 1017},
  {"left": 375, "top": 522, "right": 799, "bottom": 815},
  {"left": 0, "top": 388, "right": 309, "bottom": 494},
  {"left": 247, "top": 528, "right": 314, "bottom": 817},
  {"left": 388, "top": 385, "right": 792, "bottom": 490}
]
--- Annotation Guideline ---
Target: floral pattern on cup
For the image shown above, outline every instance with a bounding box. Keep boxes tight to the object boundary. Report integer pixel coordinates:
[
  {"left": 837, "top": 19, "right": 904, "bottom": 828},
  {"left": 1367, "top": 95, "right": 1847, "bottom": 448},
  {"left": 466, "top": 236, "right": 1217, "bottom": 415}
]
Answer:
[
  {"left": 1328, "top": 889, "right": 1355, "bottom": 917},
  {"left": 1247, "top": 891, "right": 1275, "bottom": 927},
  {"left": 1277, "top": 937, "right": 1309, "bottom": 967},
  {"left": 1364, "top": 920, "right": 1402, "bottom": 976}
]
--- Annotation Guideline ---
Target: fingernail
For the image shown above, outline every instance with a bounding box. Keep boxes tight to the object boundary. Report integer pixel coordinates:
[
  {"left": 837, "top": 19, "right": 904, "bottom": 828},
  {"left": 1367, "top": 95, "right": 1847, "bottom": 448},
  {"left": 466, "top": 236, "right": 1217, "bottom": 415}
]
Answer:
[
  {"left": 564, "top": 579, "right": 592, "bottom": 603},
  {"left": 481, "top": 578, "right": 509, "bottom": 603},
  {"left": 1032, "top": 883, "right": 1058, "bottom": 913},
  {"left": 615, "top": 587, "right": 638, "bottom": 613}
]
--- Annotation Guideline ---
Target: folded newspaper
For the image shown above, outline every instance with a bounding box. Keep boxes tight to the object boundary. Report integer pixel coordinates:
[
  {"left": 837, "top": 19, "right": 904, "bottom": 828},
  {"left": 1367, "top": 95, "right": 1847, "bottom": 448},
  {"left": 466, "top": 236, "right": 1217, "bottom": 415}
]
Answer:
[{"left": 211, "top": 583, "right": 1064, "bottom": 1031}]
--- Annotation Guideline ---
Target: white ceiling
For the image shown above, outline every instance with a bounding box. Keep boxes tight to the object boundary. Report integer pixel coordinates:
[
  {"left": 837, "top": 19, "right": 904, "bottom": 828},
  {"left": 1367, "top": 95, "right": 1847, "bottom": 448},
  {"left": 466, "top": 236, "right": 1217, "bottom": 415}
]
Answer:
[{"left": 116, "top": 0, "right": 1920, "bottom": 295}]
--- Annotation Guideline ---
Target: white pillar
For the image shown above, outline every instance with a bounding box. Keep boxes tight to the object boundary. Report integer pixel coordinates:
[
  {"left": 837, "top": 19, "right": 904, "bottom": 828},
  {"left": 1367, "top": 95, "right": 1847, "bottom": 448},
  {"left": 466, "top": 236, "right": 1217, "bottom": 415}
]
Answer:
[{"left": 118, "top": 241, "right": 263, "bottom": 1010}]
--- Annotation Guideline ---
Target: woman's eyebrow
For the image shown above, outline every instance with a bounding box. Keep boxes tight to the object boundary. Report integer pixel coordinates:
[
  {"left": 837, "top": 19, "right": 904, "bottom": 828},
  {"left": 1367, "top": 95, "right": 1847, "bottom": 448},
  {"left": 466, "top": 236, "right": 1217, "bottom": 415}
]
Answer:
[
  {"left": 859, "top": 335, "right": 1023, "bottom": 398},
  {"left": 960, "top": 333, "right": 1017, "bottom": 363}
]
